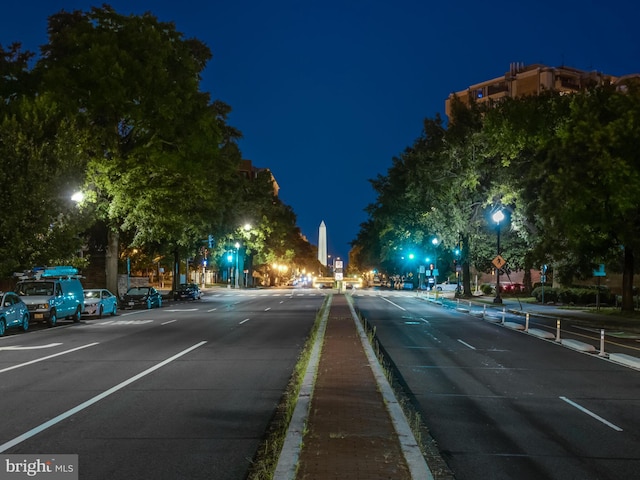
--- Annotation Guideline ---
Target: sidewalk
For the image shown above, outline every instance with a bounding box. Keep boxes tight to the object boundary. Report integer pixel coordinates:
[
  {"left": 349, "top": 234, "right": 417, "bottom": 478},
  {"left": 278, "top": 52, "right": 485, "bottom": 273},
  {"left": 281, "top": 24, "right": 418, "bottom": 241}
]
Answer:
[{"left": 276, "top": 293, "right": 434, "bottom": 480}]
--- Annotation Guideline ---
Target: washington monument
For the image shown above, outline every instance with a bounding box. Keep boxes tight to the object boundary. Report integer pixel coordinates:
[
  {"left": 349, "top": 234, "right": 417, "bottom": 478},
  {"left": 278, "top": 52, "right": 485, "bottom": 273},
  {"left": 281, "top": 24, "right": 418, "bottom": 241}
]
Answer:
[{"left": 318, "top": 221, "right": 327, "bottom": 266}]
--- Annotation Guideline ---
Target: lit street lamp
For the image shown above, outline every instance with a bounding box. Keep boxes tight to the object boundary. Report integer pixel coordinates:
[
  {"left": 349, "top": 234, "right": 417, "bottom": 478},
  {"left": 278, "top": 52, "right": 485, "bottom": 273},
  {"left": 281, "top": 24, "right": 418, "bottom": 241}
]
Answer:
[
  {"left": 226, "top": 252, "right": 233, "bottom": 288},
  {"left": 234, "top": 242, "right": 240, "bottom": 289},
  {"left": 431, "top": 237, "right": 439, "bottom": 288},
  {"left": 492, "top": 209, "right": 505, "bottom": 304}
]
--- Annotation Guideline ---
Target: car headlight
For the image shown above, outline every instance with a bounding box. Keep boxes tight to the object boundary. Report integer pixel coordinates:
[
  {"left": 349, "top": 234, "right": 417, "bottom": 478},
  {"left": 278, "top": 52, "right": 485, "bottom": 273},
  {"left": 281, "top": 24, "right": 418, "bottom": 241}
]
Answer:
[{"left": 38, "top": 303, "right": 50, "bottom": 309}]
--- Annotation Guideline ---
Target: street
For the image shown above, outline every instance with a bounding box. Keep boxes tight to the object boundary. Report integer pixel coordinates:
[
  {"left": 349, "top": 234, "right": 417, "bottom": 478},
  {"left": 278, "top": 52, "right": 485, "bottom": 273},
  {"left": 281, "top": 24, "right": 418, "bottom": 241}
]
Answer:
[
  {"left": 3, "top": 287, "right": 639, "bottom": 479},
  {"left": 353, "top": 290, "right": 640, "bottom": 480},
  {"left": 0, "top": 289, "right": 323, "bottom": 479}
]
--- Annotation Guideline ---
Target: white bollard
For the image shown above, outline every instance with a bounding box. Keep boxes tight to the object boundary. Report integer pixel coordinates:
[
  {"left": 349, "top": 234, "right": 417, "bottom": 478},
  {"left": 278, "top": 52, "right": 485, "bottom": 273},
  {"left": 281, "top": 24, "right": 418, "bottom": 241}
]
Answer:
[
  {"left": 599, "top": 329, "right": 607, "bottom": 357},
  {"left": 501, "top": 307, "right": 506, "bottom": 324},
  {"left": 525, "top": 313, "right": 530, "bottom": 332},
  {"left": 555, "top": 319, "right": 561, "bottom": 342}
]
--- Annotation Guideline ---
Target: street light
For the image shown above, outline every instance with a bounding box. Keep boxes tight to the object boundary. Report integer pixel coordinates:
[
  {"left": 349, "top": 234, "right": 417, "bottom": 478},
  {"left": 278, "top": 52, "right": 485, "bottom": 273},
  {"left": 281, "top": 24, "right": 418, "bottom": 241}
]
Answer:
[
  {"left": 234, "top": 242, "right": 240, "bottom": 289},
  {"left": 492, "top": 209, "right": 505, "bottom": 304},
  {"left": 242, "top": 224, "right": 252, "bottom": 287},
  {"left": 71, "top": 191, "right": 85, "bottom": 203},
  {"left": 431, "top": 238, "right": 439, "bottom": 288},
  {"left": 454, "top": 247, "right": 461, "bottom": 294},
  {"left": 227, "top": 252, "right": 233, "bottom": 288}
]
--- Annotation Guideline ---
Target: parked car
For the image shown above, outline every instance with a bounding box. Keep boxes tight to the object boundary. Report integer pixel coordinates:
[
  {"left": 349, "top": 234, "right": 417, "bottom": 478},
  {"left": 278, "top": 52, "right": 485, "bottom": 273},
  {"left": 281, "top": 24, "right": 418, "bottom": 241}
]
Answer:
[
  {"left": 121, "top": 286, "right": 163, "bottom": 309},
  {"left": 84, "top": 289, "right": 118, "bottom": 317},
  {"left": 0, "top": 291, "right": 30, "bottom": 336},
  {"left": 15, "top": 266, "right": 84, "bottom": 326},
  {"left": 436, "top": 282, "right": 458, "bottom": 292},
  {"left": 173, "top": 283, "right": 201, "bottom": 301},
  {"left": 501, "top": 282, "right": 525, "bottom": 293}
]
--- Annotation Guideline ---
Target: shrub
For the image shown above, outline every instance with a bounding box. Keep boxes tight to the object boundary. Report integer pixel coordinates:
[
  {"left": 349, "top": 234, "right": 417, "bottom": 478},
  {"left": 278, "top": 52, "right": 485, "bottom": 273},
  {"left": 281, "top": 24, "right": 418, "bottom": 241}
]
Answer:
[
  {"left": 531, "top": 286, "right": 614, "bottom": 305},
  {"left": 480, "top": 283, "right": 494, "bottom": 295}
]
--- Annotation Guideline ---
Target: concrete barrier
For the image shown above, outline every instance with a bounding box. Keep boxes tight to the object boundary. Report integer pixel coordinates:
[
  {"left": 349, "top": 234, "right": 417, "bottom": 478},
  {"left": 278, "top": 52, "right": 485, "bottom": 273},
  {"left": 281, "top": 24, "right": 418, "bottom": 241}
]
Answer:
[
  {"left": 526, "top": 328, "right": 555, "bottom": 340},
  {"left": 608, "top": 353, "right": 640, "bottom": 370},
  {"left": 504, "top": 321, "right": 525, "bottom": 331},
  {"left": 560, "top": 339, "right": 596, "bottom": 353}
]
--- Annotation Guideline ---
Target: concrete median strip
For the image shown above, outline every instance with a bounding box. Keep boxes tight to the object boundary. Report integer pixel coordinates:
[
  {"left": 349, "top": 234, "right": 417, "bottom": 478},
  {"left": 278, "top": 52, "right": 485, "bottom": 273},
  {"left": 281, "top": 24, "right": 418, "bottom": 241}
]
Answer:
[{"left": 276, "top": 293, "right": 435, "bottom": 479}]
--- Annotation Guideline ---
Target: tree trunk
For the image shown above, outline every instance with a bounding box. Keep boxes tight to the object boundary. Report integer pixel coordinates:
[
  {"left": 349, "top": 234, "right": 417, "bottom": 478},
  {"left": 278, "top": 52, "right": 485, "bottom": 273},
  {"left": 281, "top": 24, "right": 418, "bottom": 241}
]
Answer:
[
  {"left": 173, "top": 248, "right": 180, "bottom": 292},
  {"left": 105, "top": 229, "right": 119, "bottom": 295},
  {"left": 523, "top": 268, "right": 532, "bottom": 292},
  {"left": 621, "top": 245, "right": 635, "bottom": 312}
]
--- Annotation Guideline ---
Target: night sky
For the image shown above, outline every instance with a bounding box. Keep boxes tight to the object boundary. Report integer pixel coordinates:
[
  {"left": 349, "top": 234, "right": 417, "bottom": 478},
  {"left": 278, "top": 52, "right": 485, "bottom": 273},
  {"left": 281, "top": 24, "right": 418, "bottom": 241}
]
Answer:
[{"left": 3, "top": 1, "right": 639, "bottom": 263}]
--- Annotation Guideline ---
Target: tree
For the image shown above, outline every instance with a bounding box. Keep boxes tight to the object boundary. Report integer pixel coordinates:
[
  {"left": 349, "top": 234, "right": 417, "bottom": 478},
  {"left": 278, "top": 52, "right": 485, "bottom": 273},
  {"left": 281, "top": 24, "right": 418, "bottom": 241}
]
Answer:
[
  {"left": 211, "top": 168, "right": 320, "bottom": 286},
  {"left": 481, "top": 91, "right": 573, "bottom": 289},
  {"left": 0, "top": 93, "right": 92, "bottom": 276},
  {"left": 36, "top": 5, "right": 238, "bottom": 293},
  {"left": 537, "top": 83, "right": 640, "bottom": 311}
]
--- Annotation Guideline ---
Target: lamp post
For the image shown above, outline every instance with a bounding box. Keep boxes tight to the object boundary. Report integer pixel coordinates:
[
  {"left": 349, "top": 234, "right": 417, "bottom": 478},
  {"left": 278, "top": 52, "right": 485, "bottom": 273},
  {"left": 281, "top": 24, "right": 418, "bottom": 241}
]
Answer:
[
  {"left": 492, "top": 210, "right": 505, "bottom": 304},
  {"left": 227, "top": 252, "right": 233, "bottom": 288},
  {"left": 242, "top": 224, "right": 252, "bottom": 287},
  {"left": 234, "top": 242, "right": 240, "bottom": 289},
  {"left": 454, "top": 247, "right": 461, "bottom": 295},
  {"left": 431, "top": 237, "right": 439, "bottom": 288}
]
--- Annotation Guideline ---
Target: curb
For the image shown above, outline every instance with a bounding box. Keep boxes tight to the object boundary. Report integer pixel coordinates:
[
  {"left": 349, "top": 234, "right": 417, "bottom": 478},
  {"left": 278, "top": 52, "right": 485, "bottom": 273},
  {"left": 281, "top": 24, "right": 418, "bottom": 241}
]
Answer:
[{"left": 273, "top": 296, "right": 331, "bottom": 480}]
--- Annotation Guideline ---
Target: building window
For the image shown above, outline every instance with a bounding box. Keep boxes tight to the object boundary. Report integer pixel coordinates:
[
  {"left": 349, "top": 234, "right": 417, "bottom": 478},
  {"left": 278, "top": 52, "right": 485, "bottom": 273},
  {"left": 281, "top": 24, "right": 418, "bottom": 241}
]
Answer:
[{"left": 487, "top": 82, "right": 508, "bottom": 96}]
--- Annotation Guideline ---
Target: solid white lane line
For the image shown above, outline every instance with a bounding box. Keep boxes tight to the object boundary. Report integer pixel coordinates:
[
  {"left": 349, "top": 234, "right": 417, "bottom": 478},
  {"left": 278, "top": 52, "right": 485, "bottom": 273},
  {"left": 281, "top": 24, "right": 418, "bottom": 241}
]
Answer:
[
  {"left": 559, "top": 396, "right": 623, "bottom": 431},
  {"left": 239, "top": 318, "right": 251, "bottom": 324},
  {"left": 161, "top": 319, "right": 177, "bottom": 325},
  {"left": 207, "top": 308, "right": 217, "bottom": 312},
  {"left": 265, "top": 307, "right": 271, "bottom": 311},
  {"left": 0, "top": 341, "right": 207, "bottom": 453},
  {"left": 457, "top": 339, "right": 476, "bottom": 350},
  {"left": 0, "top": 343, "right": 99, "bottom": 374},
  {"left": 381, "top": 296, "right": 406, "bottom": 311}
]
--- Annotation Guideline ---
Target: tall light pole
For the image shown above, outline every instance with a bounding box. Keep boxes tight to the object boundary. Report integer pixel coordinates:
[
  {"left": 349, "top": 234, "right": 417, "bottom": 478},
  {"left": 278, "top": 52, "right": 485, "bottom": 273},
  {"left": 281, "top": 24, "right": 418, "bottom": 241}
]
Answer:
[
  {"left": 492, "top": 210, "right": 505, "bottom": 304},
  {"left": 242, "top": 224, "right": 252, "bottom": 287},
  {"left": 234, "top": 242, "right": 240, "bottom": 289},
  {"left": 227, "top": 252, "right": 233, "bottom": 288},
  {"left": 431, "top": 237, "right": 439, "bottom": 288}
]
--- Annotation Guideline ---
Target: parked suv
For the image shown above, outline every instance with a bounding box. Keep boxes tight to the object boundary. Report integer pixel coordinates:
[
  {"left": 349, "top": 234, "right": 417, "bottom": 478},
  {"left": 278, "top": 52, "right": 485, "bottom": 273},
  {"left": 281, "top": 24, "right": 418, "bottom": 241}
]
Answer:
[{"left": 15, "top": 266, "right": 85, "bottom": 327}]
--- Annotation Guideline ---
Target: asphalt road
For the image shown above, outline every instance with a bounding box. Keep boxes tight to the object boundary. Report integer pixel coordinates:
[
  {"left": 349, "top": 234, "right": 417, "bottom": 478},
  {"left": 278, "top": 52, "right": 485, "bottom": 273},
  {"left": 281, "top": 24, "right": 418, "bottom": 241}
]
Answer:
[
  {"left": 0, "top": 288, "right": 324, "bottom": 479},
  {"left": 352, "top": 290, "right": 640, "bottom": 480}
]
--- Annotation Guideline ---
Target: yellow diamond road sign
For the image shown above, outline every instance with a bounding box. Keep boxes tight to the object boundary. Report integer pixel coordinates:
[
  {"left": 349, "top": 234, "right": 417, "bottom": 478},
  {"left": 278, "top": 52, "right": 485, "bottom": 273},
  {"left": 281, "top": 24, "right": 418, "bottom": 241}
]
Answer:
[{"left": 492, "top": 255, "right": 506, "bottom": 270}]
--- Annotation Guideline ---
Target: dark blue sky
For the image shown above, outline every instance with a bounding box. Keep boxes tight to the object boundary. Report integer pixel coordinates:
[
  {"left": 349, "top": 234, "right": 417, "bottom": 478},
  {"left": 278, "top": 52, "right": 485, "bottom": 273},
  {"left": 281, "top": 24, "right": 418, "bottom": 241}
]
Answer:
[{"left": 3, "top": 1, "right": 639, "bottom": 263}]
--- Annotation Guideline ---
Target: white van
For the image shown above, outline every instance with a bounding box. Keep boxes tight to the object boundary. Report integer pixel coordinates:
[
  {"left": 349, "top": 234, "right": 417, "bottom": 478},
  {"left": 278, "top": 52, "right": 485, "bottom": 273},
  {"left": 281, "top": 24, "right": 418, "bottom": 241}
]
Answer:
[{"left": 15, "top": 267, "right": 85, "bottom": 327}]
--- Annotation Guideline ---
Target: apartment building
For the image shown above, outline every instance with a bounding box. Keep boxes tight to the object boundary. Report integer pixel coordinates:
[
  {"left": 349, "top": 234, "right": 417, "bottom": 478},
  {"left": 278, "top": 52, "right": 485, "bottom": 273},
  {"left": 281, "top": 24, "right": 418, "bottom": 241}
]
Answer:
[
  {"left": 445, "top": 63, "right": 619, "bottom": 119},
  {"left": 239, "top": 159, "right": 280, "bottom": 196}
]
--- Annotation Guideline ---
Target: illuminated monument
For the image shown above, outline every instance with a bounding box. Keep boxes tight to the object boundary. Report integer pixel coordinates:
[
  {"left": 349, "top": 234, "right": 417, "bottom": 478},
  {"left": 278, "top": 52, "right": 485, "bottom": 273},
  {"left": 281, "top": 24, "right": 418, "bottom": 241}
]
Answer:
[{"left": 318, "top": 221, "right": 327, "bottom": 266}]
